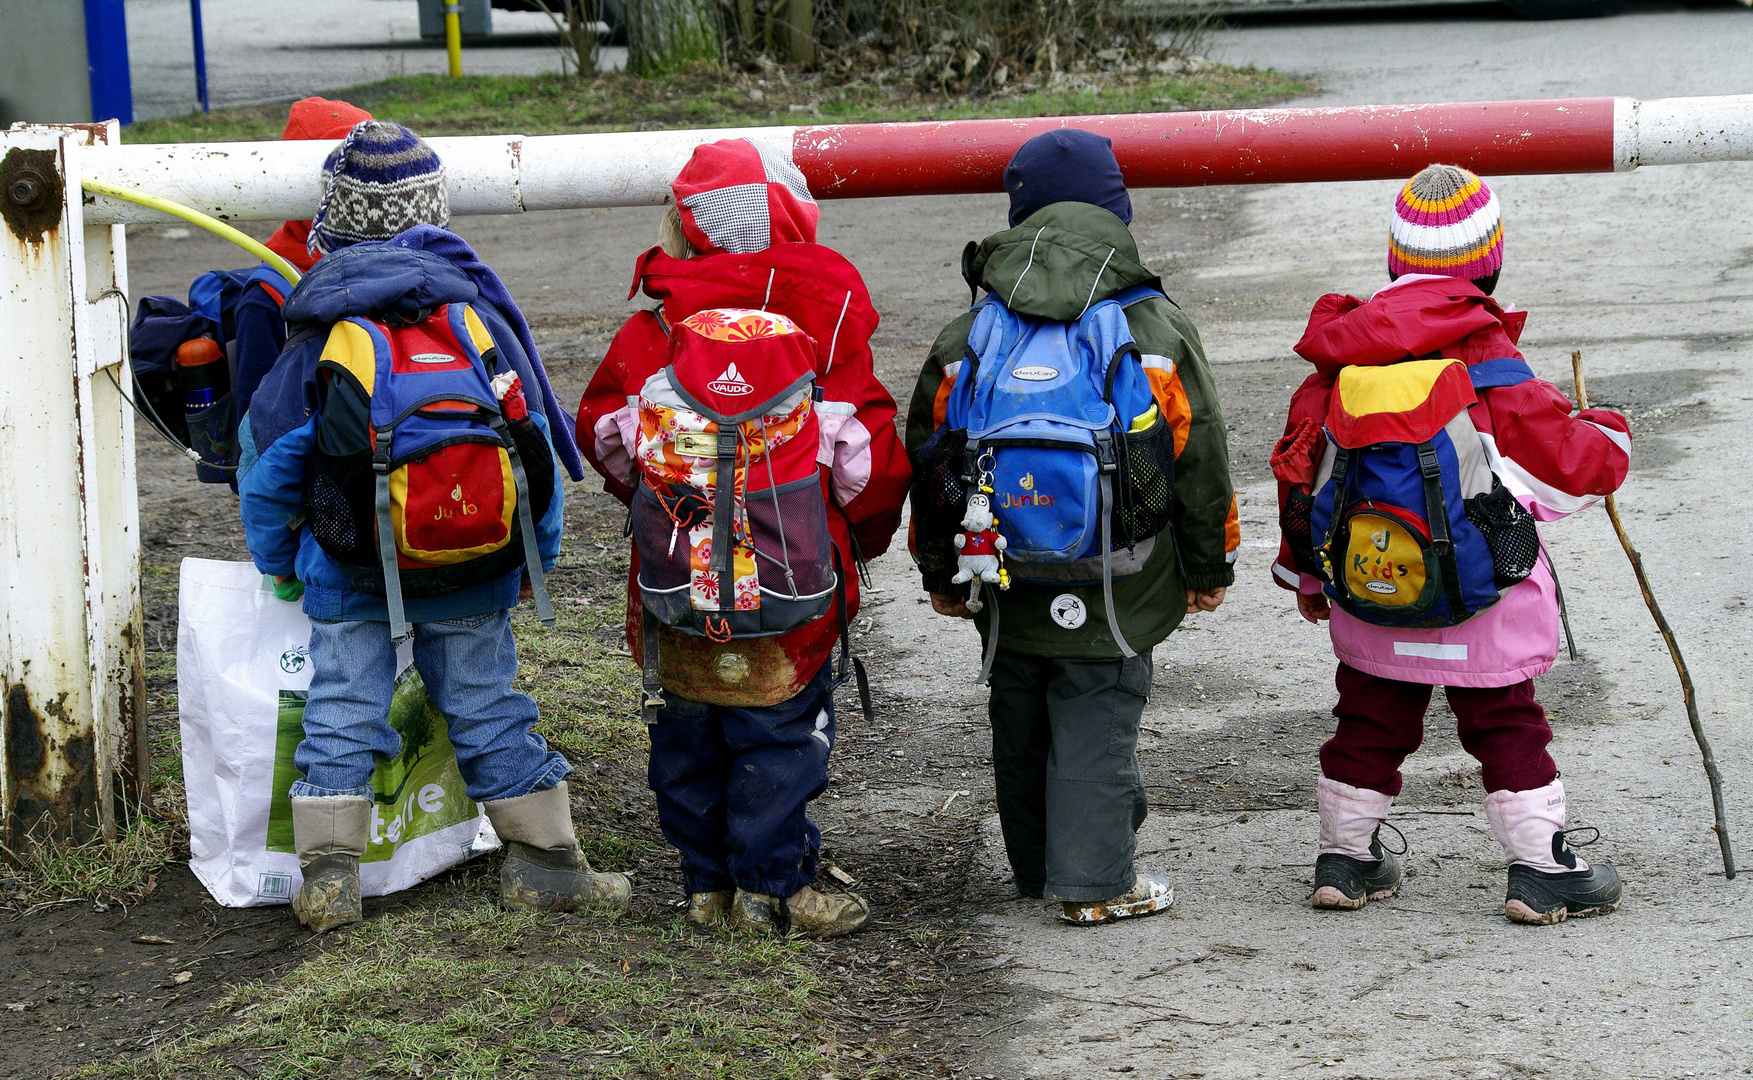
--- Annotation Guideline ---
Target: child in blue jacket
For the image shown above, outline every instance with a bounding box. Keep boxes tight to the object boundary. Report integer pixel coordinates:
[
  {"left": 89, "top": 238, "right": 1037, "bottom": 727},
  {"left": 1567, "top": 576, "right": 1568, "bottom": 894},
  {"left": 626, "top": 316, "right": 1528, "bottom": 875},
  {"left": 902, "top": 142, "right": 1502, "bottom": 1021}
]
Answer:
[{"left": 240, "top": 121, "right": 627, "bottom": 932}]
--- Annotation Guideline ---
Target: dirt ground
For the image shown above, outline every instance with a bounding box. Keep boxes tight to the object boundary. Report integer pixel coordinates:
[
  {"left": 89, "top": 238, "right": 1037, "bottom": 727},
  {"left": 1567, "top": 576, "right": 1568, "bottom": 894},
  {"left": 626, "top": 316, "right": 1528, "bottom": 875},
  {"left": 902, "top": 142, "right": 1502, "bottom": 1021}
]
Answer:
[{"left": 7, "top": 3, "right": 1753, "bottom": 1077}]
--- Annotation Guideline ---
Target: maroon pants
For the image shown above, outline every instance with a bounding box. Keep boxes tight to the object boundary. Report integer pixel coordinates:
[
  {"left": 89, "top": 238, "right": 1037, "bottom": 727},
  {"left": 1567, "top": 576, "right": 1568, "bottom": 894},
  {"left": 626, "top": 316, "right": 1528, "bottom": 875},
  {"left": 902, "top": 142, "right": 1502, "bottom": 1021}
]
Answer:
[{"left": 1318, "top": 663, "right": 1558, "bottom": 796}]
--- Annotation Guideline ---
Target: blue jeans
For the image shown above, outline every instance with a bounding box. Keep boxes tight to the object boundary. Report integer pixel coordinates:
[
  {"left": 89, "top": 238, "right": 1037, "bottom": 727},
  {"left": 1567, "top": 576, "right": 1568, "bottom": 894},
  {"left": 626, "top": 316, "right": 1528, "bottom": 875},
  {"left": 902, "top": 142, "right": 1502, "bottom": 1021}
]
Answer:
[
  {"left": 290, "top": 612, "right": 572, "bottom": 803},
  {"left": 647, "top": 663, "right": 836, "bottom": 898}
]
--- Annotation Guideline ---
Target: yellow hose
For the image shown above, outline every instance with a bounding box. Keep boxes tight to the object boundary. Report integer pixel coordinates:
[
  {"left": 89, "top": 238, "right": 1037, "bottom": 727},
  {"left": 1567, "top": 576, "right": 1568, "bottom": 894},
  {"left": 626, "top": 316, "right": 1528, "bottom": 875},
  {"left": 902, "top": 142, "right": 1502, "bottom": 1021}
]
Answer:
[{"left": 80, "top": 178, "right": 303, "bottom": 285}]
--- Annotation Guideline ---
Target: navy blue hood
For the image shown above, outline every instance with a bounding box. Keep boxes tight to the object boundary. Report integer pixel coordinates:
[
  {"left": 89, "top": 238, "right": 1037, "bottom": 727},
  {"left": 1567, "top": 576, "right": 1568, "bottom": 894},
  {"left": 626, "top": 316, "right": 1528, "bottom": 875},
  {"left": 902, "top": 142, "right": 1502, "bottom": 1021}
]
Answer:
[
  {"left": 1003, "top": 129, "right": 1133, "bottom": 229},
  {"left": 281, "top": 244, "right": 478, "bottom": 325}
]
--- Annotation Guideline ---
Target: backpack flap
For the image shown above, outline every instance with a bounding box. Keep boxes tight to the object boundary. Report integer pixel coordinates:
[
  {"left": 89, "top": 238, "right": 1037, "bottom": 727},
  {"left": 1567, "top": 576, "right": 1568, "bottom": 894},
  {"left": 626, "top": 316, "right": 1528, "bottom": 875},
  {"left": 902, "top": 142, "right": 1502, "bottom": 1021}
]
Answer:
[
  {"left": 1310, "top": 358, "right": 1516, "bottom": 627},
  {"left": 631, "top": 309, "right": 834, "bottom": 640}
]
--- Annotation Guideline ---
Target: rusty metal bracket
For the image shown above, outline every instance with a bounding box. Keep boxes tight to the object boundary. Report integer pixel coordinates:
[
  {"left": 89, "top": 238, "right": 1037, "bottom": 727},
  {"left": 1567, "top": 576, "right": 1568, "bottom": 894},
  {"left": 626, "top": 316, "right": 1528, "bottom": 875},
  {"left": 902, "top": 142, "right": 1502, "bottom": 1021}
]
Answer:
[{"left": 1, "top": 148, "right": 64, "bottom": 244}]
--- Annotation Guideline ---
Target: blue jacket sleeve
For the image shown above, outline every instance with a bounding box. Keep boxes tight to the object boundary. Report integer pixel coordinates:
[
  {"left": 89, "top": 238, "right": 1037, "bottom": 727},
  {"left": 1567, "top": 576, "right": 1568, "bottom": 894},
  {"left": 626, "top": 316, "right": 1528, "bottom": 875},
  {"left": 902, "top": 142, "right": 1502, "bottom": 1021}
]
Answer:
[
  {"left": 531, "top": 412, "right": 565, "bottom": 572},
  {"left": 233, "top": 283, "right": 288, "bottom": 423},
  {"left": 239, "top": 413, "right": 316, "bottom": 578}
]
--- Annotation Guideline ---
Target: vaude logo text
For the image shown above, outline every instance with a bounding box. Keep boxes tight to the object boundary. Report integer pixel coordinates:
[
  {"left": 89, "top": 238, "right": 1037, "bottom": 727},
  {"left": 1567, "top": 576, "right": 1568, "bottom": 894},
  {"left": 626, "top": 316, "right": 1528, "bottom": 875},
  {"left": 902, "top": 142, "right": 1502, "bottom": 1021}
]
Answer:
[{"left": 707, "top": 362, "right": 755, "bottom": 396}]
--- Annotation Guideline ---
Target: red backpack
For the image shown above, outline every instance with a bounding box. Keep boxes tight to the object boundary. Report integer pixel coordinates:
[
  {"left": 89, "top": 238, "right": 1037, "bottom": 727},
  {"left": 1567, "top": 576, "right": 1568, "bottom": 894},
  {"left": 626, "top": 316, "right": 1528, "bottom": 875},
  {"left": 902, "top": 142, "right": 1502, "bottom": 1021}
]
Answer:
[{"left": 630, "top": 307, "right": 835, "bottom": 640}]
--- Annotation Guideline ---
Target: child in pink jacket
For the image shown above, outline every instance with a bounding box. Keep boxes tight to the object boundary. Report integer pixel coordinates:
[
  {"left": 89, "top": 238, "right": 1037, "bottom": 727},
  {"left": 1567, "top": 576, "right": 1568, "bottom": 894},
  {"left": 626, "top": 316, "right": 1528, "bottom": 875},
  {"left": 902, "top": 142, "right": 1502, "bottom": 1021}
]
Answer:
[{"left": 1272, "top": 165, "right": 1632, "bottom": 925}]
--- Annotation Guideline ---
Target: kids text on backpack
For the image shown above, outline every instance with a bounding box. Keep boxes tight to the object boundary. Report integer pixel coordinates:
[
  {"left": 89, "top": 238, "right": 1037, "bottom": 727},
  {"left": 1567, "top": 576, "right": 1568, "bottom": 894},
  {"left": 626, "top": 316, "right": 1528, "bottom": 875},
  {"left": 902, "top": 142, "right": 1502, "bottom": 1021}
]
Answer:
[
  {"left": 240, "top": 120, "right": 628, "bottom": 936},
  {"left": 1271, "top": 164, "right": 1633, "bottom": 925},
  {"left": 905, "top": 129, "right": 1240, "bottom": 925},
  {"left": 577, "top": 138, "right": 911, "bottom": 938}
]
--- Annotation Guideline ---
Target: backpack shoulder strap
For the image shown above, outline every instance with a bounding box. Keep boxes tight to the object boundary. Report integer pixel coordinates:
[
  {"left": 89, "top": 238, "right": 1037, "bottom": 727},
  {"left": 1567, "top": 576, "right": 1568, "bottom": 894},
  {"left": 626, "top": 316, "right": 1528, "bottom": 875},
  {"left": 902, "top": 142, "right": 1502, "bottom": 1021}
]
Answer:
[
  {"left": 246, "top": 265, "right": 293, "bottom": 308},
  {"left": 1108, "top": 284, "right": 1167, "bottom": 310},
  {"left": 317, "top": 317, "right": 388, "bottom": 397},
  {"left": 1467, "top": 356, "right": 1536, "bottom": 391}
]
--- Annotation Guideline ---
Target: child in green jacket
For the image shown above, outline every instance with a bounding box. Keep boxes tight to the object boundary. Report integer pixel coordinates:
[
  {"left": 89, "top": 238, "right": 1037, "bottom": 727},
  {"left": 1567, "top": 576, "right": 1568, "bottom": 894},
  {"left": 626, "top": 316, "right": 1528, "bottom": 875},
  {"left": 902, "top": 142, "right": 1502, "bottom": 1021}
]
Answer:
[{"left": 905, "top": 130, "right": 1239, "bottom": 923}]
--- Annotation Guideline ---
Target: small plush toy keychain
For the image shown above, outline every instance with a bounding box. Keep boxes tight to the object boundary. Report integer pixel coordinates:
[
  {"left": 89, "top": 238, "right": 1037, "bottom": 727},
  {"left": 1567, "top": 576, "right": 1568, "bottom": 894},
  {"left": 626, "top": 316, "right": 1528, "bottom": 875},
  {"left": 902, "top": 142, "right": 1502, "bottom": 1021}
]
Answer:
[{"left": 951, "top": 452, "right": 1009, "bottom": 613}]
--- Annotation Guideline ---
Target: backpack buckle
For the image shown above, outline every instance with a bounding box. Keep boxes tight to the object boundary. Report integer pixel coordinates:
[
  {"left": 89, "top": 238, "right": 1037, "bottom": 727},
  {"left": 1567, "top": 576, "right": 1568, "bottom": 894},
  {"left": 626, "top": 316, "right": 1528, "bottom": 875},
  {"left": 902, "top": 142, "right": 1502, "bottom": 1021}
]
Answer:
[
  {"left": 1094, "top": 432, "right": 1118, "bottom": 473},
  {"left": 716, "top": 430, "right": 739, "bottom": 458}
]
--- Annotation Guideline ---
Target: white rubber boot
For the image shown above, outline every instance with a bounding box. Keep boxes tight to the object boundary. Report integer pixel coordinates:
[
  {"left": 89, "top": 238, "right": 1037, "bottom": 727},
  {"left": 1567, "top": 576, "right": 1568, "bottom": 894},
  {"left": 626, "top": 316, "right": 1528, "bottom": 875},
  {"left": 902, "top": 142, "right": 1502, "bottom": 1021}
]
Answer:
[
  {"left": 1313, "top": 777, "right": 1401, "bottom": 910},
  {"left": 1483, "top": 779, "right": 1622, "bottom": 925}
]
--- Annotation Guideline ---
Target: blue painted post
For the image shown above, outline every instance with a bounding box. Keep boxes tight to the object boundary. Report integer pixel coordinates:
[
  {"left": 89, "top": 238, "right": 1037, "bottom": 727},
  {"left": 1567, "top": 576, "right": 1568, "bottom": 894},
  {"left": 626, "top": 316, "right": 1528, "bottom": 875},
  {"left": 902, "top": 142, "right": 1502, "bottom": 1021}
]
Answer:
[
  {"left": 83, "top": 0, "right": 133, "bottom": 125},
  {"left": 190, "top": 0, "right": 210, "bottom": 112}
]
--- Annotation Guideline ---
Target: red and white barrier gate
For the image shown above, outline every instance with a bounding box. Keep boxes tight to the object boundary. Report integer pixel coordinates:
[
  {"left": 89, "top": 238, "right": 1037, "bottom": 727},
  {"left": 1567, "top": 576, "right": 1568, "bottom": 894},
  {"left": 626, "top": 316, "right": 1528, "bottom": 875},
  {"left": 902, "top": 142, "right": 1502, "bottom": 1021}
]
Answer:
[{"left": 4, "top": 94, "right": 1752, "bottom": 844}]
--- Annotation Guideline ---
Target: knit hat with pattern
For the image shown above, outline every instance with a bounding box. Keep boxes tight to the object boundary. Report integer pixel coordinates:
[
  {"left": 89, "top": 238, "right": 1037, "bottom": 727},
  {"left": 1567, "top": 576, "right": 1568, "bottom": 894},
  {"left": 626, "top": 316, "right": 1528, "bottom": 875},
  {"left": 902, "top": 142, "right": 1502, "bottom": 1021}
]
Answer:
[
  {"left": 1388, "top": 164, "right": 1503, "bottom": 287},
  {"left": 308, "top": 121, "right": 449, "bottom": 256}
]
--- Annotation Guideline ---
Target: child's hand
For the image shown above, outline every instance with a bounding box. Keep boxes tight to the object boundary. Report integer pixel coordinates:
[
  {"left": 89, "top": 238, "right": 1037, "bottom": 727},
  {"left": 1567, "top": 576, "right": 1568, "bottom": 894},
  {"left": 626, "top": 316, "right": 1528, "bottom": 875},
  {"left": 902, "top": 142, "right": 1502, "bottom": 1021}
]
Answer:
[
  {"left": 1185, "top": 587, "right": 1226, "bottom": 613},
  {"left": 930, "top": 592, "right": 975, "bottom": 619},
  {"left": 272, "top": 575, "right": 303, "bottom": 603},
  {"left": 1297, "top": 592, "right": 1330, "bottom": 623}
]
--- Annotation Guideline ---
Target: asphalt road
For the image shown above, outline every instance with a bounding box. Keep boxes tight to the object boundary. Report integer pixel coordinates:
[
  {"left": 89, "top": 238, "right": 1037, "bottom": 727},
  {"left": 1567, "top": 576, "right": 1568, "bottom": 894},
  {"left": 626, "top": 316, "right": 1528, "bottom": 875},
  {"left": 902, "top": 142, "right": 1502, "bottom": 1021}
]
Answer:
[
  {"left": 909, "top": 3, "right": 1753, "bottom": 1077},
  {"left": 115, "top": 3, "right": 1753, "bottom": 1076}
]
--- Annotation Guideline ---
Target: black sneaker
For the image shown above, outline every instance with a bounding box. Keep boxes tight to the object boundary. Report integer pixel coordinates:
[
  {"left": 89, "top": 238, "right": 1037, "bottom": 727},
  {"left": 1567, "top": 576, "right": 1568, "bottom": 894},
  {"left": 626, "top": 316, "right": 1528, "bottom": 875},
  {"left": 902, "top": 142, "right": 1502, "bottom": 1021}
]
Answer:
[
  {"left": 1504, "top": 829, "right": 1623, "bottom": 925},
  {"left": 1312, "top": 824, "right": 1404, "bottom": 911}
]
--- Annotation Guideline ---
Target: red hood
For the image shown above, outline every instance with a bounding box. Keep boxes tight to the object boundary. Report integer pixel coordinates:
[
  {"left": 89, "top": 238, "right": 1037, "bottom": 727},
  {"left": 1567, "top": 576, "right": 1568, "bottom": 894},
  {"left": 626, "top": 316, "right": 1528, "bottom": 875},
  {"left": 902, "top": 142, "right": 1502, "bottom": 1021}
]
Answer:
[
  {"left": 630, "top": 243, "right": 878, "bottom": 372},
  {"left": 264, "top": 97, "right": 373, "bottom": 273},
  {"left": 670, "top": 138, "right": 819, "bottom": 255},
  {"left": 1293, "top": 276, "right": 1527, "bottom": 373}
]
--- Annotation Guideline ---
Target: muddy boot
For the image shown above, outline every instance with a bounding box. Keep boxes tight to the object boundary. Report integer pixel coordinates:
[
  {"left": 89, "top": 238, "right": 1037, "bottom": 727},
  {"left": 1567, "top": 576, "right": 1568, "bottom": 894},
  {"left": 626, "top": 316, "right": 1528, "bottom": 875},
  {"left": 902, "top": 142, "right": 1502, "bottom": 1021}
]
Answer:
[
  {"left": 787, "top": 886, "right": 870, "bottom": 938},
  {"left": 686, "top": 890, "right": 733, "bottom": 929},
  {"left": 483, "top": 782, "right": 632, "bottom": 914},
  {"left": 289, "top": 795, "right": 370, "bottom": 933},
  {"left": 1485, "top": 780, "right": 1623, "bottom": 925},
  {"left": 1059, "top": 874, "right": 1175, "bottom": 925},
  {"left": 1311, "top": 777, "right": 1400, "bottom": 911},
  {"left": 1313, "top": 828, "right": 1404, "bottom": 910},
  {"left": 727, "top": 889, "right": 789, "bottom": 936}
]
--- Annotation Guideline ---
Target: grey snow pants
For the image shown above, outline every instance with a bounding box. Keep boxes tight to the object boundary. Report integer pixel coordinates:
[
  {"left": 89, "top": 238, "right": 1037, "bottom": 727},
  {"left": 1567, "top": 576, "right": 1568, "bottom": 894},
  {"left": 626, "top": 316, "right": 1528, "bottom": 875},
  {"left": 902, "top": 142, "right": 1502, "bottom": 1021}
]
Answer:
[{"left": 986, "top": 647, "right": 1153, "bottom": 903}]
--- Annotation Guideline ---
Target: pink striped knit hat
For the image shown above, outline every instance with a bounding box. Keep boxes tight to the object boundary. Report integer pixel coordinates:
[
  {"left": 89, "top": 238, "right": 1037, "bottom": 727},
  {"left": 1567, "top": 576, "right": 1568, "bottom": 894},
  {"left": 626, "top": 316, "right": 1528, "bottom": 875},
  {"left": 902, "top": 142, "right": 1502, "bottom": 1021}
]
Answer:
[{"left": 1388, "top": 164, "right": 1503, "bottom": 282}]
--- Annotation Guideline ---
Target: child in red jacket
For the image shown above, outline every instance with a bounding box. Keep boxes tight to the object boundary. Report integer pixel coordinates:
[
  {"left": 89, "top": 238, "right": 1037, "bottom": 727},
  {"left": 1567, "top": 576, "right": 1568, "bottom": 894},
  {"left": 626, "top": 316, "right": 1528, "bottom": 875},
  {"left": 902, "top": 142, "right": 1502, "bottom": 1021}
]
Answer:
[
  {"left": 1272, "top": 165, "right": 1632, "bottom": 924},
  {"left": 577, "top": 139, "right": 910, "bottom": 936}
]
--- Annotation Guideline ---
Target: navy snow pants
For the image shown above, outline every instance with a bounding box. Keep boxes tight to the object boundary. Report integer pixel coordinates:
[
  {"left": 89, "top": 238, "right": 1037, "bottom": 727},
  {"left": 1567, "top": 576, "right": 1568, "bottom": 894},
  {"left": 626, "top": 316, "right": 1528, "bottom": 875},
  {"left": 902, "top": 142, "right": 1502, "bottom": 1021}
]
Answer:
[{"left": 646, "top": 663, "right": 836, "bottom": 899}]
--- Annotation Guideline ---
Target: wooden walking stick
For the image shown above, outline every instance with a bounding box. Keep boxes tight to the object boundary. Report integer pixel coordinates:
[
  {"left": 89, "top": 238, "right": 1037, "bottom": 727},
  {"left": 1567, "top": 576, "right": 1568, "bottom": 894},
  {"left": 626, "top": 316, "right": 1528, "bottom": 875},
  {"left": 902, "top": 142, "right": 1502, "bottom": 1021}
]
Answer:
[{"left": 1571, "top": 349, "right": 1736, "bottom": 879}]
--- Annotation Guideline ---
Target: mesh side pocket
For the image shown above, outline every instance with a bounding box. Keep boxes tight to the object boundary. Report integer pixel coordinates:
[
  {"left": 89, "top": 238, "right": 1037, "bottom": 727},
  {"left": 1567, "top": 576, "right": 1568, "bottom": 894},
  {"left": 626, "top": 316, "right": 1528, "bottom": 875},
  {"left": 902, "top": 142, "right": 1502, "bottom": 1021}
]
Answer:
[
  {"left": 187, "top": 392, "right": 238, "bottom": 484},
  {"left": 909, "top": 427, "right": 969, "bottom": 583},
  {"left": 1114, "top": 416, "right": 1175, "bottom": 548},
  {"left": 743, "top": 475, "right": 836, "bottom": 633},
  {"left": 305, "top": 451, "right": 379, "bottom": 569},
  {"left": 1281, "top": 489, "right": 1321, "bottom": 578},
  {"left": 1464, "top": 478, "right": 1540, "bottom": 588}
]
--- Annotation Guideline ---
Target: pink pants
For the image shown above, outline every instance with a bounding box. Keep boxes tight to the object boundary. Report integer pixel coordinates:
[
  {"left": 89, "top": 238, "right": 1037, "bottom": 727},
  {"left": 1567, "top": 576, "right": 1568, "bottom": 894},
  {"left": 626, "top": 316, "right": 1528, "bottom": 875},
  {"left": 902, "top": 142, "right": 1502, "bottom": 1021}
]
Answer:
[{"left": 1318, "top": 663, "right": 1559, "bottom": 796}]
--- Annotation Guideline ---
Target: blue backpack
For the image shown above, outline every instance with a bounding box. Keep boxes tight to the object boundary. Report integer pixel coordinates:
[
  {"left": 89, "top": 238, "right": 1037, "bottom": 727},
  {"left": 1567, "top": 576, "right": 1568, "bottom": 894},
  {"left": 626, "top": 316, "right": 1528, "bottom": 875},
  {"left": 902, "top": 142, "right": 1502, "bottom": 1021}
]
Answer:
[
  {"left": 1301, "top": 357, "right": 1541, "bottom": 627},
  {"left": 917, "top": 285, "right": 1176, "bottom": 658},
  {"left": 128, "top": 265, "right": 292, "bottom": 482}
]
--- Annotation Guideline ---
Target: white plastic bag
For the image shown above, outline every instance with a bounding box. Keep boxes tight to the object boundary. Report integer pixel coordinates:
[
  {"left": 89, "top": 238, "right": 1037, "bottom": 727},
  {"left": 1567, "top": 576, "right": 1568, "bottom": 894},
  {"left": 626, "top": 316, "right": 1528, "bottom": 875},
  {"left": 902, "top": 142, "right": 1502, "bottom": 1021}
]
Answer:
[{"left": 178, "top": 559, "right": 497, "bottom": 908}]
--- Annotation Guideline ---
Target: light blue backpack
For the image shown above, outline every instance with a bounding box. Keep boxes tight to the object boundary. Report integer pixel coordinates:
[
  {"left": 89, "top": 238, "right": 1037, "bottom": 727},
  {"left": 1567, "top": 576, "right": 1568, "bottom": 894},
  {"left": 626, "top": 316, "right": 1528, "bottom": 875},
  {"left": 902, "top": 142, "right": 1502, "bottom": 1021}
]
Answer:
[{"left": 938, "top": 285, "right": 1177, "bottom": 658}]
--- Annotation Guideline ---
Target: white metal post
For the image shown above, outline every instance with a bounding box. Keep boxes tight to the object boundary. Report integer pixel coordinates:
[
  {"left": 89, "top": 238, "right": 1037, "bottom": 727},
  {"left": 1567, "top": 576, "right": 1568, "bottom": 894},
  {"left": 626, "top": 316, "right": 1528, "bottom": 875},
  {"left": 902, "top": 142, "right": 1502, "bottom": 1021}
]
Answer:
[{"left": 0, "top": 122, "right": 143, "bottom": 849}]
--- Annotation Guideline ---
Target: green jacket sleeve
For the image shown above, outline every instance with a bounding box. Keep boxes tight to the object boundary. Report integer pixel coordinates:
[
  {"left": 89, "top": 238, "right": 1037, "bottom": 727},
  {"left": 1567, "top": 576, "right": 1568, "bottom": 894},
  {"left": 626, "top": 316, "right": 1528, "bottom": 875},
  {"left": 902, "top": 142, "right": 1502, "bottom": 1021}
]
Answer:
[
  {"left": 1127, "top": 300, "right": 1238, "bottom": 591},
  {"left": 905, "top": 312, "right": 978, "bottom": 594}
]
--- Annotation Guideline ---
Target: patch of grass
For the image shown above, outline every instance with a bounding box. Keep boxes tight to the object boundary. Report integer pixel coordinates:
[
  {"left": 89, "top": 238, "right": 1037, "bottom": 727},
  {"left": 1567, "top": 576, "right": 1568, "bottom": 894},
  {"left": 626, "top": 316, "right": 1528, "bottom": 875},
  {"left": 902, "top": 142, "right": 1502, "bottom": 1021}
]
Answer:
[
  {"left": 0, "top": 806, "right": 176, "bottom": 911},
  {"left": 124, "top": 66, "right": 1308, "bottom": 144},
  {"left": 81, "top": 899, "right": 850, "bottom": 1080}
]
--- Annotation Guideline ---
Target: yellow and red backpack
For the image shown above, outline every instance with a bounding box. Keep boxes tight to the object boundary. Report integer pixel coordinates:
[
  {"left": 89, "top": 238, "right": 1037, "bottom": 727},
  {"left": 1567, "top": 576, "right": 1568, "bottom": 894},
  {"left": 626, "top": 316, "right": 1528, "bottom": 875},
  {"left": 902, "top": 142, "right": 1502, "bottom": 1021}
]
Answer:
[{"left": 303, "top": 301, "right": 557, "bottom": 638}]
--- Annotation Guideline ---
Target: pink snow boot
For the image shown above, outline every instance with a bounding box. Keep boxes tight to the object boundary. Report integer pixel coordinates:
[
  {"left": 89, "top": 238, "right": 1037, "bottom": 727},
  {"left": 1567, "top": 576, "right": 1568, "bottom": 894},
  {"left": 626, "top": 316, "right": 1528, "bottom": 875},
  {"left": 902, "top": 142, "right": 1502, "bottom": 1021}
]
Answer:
[
  {"left": 1483, "top": 779, "right": 1622, "bottom": 925},
  {"left": 1312, "top": 777, "right": 1403, "bottom": 911}
]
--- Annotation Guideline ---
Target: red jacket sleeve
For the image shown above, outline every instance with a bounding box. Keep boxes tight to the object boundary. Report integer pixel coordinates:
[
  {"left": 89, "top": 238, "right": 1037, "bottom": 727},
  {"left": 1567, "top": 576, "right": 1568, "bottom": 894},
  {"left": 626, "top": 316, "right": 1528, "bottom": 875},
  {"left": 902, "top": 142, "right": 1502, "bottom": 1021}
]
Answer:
[
  {"left": 576, "top": 311, "right": 668, "bottom": 507},
  {"left": 815, "top": 337, "right": 911, "bottom": 560},
  {"left": 1477, "top": 377, "right": 1631, "bottom": 518},
  {"left": 1270, "top": 371, "right": 1334, "bottom": 592}
]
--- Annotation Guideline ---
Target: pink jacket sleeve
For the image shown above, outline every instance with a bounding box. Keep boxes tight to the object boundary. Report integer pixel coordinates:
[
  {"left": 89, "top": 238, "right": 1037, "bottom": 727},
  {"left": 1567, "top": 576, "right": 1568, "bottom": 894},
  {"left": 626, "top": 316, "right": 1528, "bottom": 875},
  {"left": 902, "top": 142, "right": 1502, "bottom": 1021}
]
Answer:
[
  {"left": 815, "top": 341, "right": 911, "bottom": 560},
  {"left": 1476, "top": 377, "right": 1631, "bottom": 521}
]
